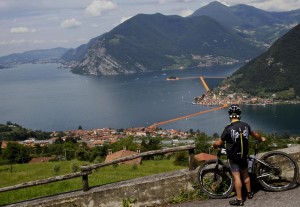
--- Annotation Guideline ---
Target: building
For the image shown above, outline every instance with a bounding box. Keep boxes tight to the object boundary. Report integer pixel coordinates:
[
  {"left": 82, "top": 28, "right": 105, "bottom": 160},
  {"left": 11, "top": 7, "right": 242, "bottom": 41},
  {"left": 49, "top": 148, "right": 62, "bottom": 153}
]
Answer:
[{"left": 105, "top": 147, "right": 142, "bottom": 165}]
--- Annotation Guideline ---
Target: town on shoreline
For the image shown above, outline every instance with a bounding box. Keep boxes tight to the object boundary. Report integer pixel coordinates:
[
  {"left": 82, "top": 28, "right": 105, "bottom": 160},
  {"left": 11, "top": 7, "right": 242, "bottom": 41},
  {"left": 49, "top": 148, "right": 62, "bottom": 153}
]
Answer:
[
  {"left": 193, "top": 90, "right": 300, "bottom": 106},
  {"left": 0, "top": 127, "right": 194, "bottom": 150}
]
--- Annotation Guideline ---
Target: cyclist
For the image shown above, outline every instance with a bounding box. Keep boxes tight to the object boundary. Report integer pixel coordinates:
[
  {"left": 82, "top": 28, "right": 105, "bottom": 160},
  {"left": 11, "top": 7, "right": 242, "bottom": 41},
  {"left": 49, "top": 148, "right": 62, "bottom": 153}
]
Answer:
[{"left": 212, "top": 104, "right": 266, "bottom": 206}]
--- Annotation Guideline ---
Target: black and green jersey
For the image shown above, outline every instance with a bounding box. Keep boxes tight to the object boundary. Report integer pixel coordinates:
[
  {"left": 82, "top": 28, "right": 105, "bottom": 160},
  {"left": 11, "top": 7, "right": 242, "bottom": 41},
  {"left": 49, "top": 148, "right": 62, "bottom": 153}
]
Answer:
[{"left": 221, "top": 121, "right": 252, "bottom": 161}]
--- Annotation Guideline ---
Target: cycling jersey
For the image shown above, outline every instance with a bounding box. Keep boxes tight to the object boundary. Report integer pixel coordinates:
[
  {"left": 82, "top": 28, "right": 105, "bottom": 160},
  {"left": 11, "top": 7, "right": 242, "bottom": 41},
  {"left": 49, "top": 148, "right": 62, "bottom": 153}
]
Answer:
[{"left": 221, "top": 120, "right": 252, "bottom": 162}]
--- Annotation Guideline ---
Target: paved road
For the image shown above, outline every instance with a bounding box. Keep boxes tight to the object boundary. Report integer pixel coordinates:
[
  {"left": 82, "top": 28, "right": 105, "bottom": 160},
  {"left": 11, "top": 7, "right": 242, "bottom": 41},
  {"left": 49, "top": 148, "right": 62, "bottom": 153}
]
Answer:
[{"left": 169, "top": 184, "right": 300, "bottom": 207}]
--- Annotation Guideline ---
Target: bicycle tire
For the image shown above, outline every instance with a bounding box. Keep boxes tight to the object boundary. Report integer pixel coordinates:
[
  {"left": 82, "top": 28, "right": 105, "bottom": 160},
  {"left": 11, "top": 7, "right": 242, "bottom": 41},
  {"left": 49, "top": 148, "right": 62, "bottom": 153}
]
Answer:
[
  {"left": 198, "top": 159, "right": 234, "bottom": 198},
  {"left": 256, "top": 151, "right": 299, "bottom": 191}
]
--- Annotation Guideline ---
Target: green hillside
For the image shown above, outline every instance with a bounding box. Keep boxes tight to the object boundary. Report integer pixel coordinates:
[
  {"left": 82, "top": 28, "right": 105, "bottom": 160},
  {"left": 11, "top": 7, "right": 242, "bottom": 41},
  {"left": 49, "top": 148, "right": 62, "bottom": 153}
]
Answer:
[
  {"left": 224, "top": 24, "right": 300, "bottom": 99},
  {"left": 61, "top": 2, "right": 300, "bottom": 76},
  {"left": 68, "top": 13, "right": 262, "bottom": 75},
  {"left": 106, "top": 13, "right": 259, "bottom": 67}
]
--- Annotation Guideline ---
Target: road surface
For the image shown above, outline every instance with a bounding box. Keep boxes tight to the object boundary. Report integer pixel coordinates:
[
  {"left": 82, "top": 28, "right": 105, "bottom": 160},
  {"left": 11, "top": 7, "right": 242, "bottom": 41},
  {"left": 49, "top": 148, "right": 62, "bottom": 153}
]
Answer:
[{"left": 169, "top": 184, "right": 300, "bottom": 207}]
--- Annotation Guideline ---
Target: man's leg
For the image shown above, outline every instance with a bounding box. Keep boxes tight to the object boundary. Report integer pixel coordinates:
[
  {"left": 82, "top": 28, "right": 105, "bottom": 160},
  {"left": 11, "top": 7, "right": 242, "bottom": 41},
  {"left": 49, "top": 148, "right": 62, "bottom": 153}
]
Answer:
[
  {"left": 241, "top": 169, "right": 254, "bottom": 199},
  {"left": 232, "top": 171, "right": 243, "bottom": 200},
  {"left": 241, "top": 169, "right": 251, "bottom": 193},
  {"left": 228, "top": 160, "right": 244, "bottom": 205}
]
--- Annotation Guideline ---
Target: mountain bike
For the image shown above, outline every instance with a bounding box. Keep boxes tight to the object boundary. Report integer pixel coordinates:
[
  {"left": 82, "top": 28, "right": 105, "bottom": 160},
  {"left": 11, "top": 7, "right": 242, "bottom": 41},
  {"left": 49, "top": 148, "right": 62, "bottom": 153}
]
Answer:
[{"left": 197, "top": 142, "right": 299, "bottom": 198}]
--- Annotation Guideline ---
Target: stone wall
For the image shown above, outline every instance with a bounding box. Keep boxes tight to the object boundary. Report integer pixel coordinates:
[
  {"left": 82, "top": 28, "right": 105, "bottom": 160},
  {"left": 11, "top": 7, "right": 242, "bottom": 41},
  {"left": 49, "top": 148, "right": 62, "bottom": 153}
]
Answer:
[
  {"left": 7, "top": 169, "right": 198, "bottom": 207},
  {"left": 6, "top": 146, "right": 300, "bottom": 207}
]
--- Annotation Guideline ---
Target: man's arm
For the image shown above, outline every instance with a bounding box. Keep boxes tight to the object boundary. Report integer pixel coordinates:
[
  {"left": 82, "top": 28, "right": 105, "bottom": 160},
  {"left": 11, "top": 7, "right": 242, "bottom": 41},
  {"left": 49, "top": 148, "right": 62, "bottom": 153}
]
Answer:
[
  {"left": 251, "top": 131, "right": 267, "bottom": 142},
  {"left": 212, "top": 138, "right": 224, "bottom": 149}
]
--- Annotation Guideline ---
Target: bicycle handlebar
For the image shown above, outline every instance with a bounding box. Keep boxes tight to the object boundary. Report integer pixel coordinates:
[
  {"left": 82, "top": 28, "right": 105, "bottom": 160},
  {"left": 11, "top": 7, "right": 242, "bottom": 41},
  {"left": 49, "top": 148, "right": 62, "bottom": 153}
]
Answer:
[{"left": 214, "top": 139, "right": 262, "bottom": 157}]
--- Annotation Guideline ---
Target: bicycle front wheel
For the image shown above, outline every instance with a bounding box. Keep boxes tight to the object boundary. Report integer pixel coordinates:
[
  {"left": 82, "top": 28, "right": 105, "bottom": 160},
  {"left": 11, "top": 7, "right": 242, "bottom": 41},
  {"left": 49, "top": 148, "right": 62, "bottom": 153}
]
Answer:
[
  {"left": 198, "top": 160, "right": 234, "bottom": 199},
  {"left": 256, "top": 151, "right": 299, "bottom": 191}
]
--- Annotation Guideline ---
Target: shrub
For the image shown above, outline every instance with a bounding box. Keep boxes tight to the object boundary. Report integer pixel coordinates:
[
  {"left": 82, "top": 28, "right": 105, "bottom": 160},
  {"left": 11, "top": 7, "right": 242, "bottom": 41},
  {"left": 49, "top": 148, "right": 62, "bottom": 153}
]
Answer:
[
  {"left": 173, "top": 152, "right": 188, "bottom": 166},
  {"left": 53, "top": 165, "right": 60, "bottom": 174},
  {"left": 71, "top": 163, "right": 80, "bottom": 173}
]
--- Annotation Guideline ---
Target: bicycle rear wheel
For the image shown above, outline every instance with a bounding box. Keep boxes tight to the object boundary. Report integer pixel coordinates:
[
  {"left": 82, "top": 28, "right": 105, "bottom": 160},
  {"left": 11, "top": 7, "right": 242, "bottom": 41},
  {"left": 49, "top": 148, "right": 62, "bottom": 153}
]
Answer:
[
  {"left": 256, "top": 151, "right": 299, "bottom": 191},
  {"left": 198, "top": 160, "right": 234, "bottom": 199}
]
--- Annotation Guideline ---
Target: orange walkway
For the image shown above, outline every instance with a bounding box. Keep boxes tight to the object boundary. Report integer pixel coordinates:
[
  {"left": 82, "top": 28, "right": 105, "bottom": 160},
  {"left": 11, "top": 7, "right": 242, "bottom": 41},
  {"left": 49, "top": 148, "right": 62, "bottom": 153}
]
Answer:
[
  {"left": 149, "top": 75, "right": 227, "bottom": 129},
  {"left": 178, "top": 76, "right": 226, "bottom": 80},
  {"left": 148, "top": 104, "right": 228, "bottom": 129},
  {"left": 200, "top": 76, "right": 210, "bottom": 92}
]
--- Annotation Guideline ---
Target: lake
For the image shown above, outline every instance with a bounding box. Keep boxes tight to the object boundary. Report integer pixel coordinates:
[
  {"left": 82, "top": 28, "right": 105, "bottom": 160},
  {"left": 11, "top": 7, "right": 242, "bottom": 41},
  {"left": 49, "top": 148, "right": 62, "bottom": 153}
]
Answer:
[{"left": 0, "top": 63, "right": 299, "bottom": 136}]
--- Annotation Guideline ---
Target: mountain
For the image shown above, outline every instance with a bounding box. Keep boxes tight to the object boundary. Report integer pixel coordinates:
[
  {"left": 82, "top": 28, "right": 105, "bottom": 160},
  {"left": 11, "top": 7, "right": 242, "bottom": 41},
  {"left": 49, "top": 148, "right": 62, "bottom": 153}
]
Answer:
[
  {"left": 192, "top": 1, "right": 300, "bottom": 48},
  {"left": 222, "top": 24, "right": 300, "bottom": 99},
  {"left": 191, "top": 1, "right": 243, "bottom": 28},
  {"left": 0, "top": 47, "right": 69, "bottom": 66},
  {"left": 63, "top": 13, "right": 263, "bottom": 75},
  {"left": 61, "top": 2, "right": 300, "bottom": 76},
  {"left": 60, "top": 36, "right": 102, "bottom": 62}
]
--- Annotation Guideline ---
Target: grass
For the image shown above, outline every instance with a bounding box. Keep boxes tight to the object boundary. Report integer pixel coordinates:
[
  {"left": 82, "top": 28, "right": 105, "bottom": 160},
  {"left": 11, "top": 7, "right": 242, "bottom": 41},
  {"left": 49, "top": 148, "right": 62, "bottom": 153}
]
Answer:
[{"left": 0, "top": 159, "right": 186, "bottom": 205}]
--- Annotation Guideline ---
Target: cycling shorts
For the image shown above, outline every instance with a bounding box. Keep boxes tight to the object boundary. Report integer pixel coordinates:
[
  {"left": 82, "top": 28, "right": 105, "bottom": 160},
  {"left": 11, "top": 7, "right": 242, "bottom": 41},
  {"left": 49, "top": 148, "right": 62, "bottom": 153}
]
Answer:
[{"left": 228, "top": 158, "right": 248, "bottom": 172}]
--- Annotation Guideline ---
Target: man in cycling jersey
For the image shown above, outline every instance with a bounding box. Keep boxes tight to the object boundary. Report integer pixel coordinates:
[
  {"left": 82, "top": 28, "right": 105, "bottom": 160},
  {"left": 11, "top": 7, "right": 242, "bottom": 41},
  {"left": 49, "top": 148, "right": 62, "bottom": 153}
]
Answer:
[{"left": 212, "top": 104, "right": 266, "bottom": 206}]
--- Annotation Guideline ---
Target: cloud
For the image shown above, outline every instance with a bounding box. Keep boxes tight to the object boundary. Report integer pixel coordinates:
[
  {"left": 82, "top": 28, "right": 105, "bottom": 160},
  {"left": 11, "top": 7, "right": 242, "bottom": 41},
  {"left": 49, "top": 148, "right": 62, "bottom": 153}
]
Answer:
[
  {"left": 85, "top": 0, "right": 117, "bottom": 16},
  {"left": 250, "top": 0, "right": 300, "bottom": 11},
  {"left": 219, "top": 0, "right": 300, "bottom": 11},
  {"left": 0, "top": 39, "right": 45, "bottom": 45},
  {"left": 0, "top": 39, "right": 26, "bottom": 45},
  {"left": 60, "top": 18, "right": 81, "bottom": 29},
  {"left": 10, "top": 27, "right": 37, "bottom": 33},
  {"left": 180, "top": 9, "right": 194, "bottom": 17},
  {"left": 120, "top": 16, "right": 133, "bottom": 24},
  {"left": 51, "top": 39, "right": 70, "bottom": 44},
  {"left": 158, "top": 0, "right": 193, "bottom": 4}
]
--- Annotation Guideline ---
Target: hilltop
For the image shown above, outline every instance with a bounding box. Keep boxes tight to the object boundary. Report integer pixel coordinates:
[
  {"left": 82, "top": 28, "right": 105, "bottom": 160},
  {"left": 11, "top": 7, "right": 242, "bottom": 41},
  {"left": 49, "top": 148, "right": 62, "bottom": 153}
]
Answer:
[{"left": 219, "top": 23, "right": 300, "bottom": 100}]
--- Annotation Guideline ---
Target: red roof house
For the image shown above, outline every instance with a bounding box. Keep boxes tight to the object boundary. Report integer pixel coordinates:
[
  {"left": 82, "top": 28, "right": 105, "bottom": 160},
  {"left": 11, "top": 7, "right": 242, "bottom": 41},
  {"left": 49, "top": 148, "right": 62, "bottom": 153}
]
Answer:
[
  {"left": 105, "top": 147, "right": 142, "bottom": 165},
  {"left": 194, "top": 153, "right": 217, "bottom": 161}
]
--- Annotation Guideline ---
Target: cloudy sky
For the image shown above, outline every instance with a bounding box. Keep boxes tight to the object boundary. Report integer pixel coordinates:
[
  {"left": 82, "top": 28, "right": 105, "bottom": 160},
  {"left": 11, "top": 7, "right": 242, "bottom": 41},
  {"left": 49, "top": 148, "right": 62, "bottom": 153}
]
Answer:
[{"left": 1, "top": 0, "right": 300, "bottom": 57}]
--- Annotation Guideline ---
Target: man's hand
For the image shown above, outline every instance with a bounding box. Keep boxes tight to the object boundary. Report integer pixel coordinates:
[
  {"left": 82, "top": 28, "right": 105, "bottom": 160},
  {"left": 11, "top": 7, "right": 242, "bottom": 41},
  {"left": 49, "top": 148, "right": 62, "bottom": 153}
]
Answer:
[
  {"left": 252, "top": 131, "right": 267, "bottom": 142},
  {"left": 212, "top": 138, "right": 223, "bottom": 149}
]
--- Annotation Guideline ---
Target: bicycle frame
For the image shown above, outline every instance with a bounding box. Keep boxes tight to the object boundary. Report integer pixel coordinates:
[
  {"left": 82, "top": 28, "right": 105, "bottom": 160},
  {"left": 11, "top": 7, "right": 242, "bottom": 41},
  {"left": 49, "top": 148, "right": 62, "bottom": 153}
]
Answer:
[
  {"left": 247, "top": 142, "right": 281, "bottom": 179},
  {"left": 213, "top": 148, "right": 229, "bottom": 180},
  {"left": 198, "top": 141, "right": 299, "bottom": 198},
  {"left": 214, "top": 141, "right": 277, "bottom": 179}
]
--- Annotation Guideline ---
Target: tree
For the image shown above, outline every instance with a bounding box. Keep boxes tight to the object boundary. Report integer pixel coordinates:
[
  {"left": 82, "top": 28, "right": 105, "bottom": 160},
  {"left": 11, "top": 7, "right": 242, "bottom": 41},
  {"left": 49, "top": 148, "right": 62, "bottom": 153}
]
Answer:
[
  {"left": 111, "top": 136, "right": 139, "bottom": 152},
  {"left": 146, "top": 137, "right": 162, "bottom": 151},
  {"left": 213, "top": 133, "right": 219, "bottom": 139},
  {"left": 195, "top": 132, "right": 212, "bottom": 154},
  {"left": 34, "top": 144, "right": 42, "bottom": 155},
  {"left": 76, "top": 149, "right": 88, "bottom": 161},
  {"left": 2, "top": 142, "right": 31, "bottom": 163},
  {"left": 141, "top": 137, "right": 162, "bottom": 152},
  {"left": 189, "top": 129, "right": 194, "bottom": 135},
  {"left": 54, "top": 137, "right": 64, "bottom": 144}
]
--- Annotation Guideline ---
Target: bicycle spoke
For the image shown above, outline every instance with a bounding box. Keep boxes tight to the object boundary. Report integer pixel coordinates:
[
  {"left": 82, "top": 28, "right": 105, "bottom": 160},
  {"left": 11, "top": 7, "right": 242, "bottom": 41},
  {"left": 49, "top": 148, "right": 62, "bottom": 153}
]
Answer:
[
  {"left": 199, "top": 167, "right": 233, "bottom": 198},
  {"left": 257, "top": 151, "right": 299, "bottom": 191}
]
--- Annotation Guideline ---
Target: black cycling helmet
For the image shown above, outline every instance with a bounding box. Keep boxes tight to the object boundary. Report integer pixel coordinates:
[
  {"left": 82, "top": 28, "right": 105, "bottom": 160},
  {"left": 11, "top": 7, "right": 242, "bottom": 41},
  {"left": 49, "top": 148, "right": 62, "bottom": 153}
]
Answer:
[{"left": 228, "top": 104, "right": 241, "bottom": 119}]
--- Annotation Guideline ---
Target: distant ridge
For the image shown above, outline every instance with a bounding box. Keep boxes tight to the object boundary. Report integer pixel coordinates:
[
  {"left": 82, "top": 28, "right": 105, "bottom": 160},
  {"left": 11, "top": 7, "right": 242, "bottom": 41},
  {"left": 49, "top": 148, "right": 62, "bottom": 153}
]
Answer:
[
  {"left": 192, "top": 1, "right": 300, "bottom": 48},
  {"left": 0, "top": 47, "right": 68, "bottom": 65},
  {"left": 62, "top": 13, "right": 262, "bottom": 75}
]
